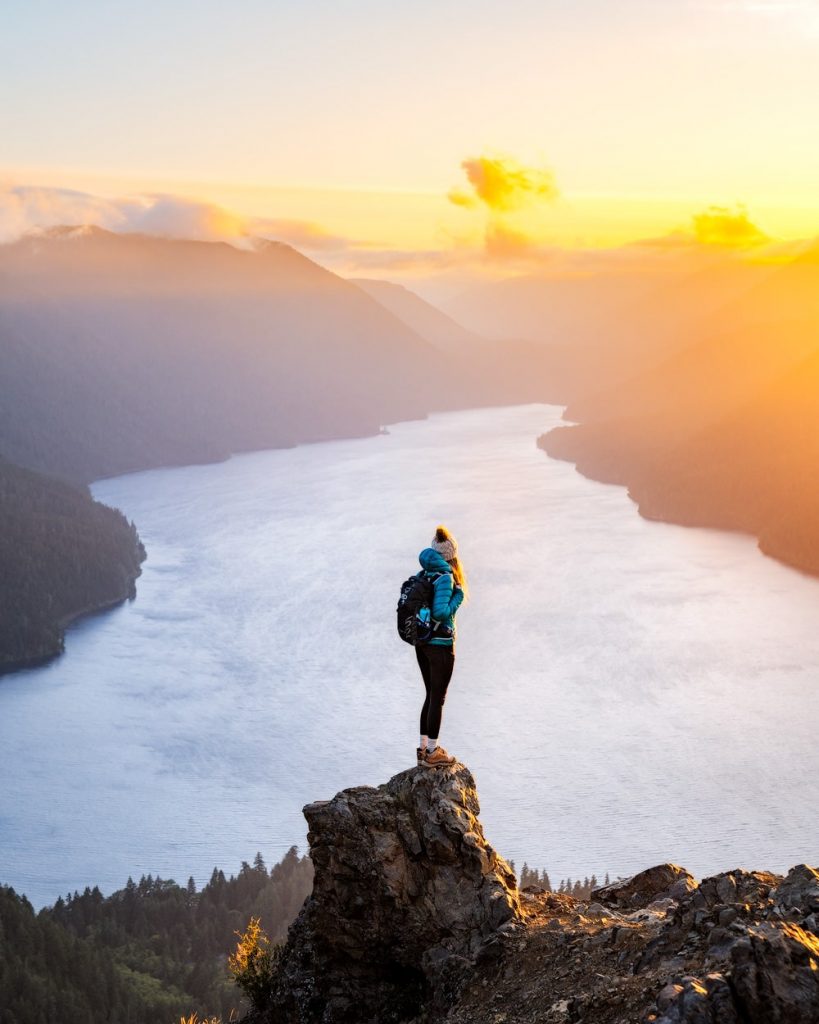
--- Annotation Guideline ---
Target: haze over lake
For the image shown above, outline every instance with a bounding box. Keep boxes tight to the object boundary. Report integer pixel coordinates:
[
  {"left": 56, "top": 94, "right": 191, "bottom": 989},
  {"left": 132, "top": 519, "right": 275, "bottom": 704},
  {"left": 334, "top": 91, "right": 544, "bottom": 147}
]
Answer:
[{"left": 3, "top": 404, "right": 818, "bottom": 907}]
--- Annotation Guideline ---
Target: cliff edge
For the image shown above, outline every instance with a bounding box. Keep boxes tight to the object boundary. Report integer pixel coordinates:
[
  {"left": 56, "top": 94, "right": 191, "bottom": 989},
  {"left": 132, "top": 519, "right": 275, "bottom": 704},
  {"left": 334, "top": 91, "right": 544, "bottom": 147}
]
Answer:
[
  {"left": 260, "top": 763, "right": 819, "bottom": 1024},
  {"left": 268, "top": 762, "right": 521, "bottom": 1021}
]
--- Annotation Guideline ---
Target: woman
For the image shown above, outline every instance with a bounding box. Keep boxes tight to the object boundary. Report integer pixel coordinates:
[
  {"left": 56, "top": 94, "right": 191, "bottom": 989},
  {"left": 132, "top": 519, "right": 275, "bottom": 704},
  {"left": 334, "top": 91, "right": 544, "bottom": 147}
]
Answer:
[{"left": 416, "top": 525, "right": 467, "bottom": 768}]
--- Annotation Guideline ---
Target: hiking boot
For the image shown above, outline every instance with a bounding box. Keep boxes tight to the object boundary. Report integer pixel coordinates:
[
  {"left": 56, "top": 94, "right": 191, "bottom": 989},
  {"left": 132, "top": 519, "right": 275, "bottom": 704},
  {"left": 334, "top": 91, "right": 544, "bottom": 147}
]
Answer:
[
  {"left": 416, "top": 746, "right": 427, "bottom": 766},
  {"left": 424, "top": 746, "right": 456, "bottom": 767}
]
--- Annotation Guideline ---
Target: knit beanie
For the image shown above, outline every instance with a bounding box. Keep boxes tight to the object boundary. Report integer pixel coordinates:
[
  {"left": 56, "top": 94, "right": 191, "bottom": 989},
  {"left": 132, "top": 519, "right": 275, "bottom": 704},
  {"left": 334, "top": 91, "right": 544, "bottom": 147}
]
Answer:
[{"left": 431, "top": 534, "right": 458, "bottom": 562}]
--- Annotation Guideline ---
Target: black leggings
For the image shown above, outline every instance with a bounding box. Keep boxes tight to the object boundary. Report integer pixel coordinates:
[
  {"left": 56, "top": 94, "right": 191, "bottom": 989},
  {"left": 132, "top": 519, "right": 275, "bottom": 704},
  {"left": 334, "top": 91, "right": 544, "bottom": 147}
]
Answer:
[{"left": 416, "top": 644, "right": 455, "bottom": 740}]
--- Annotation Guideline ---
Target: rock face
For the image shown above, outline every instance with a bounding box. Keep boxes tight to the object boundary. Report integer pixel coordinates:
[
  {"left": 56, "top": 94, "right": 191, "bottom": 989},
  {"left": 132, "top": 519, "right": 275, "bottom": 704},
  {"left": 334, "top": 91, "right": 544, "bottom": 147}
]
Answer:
[
  {"left": 269, "top": 762, "right": 521, "bottom": 1023},
  {"left": 592, "top": 863, "right": 697, "bottom": 910},
  {"left": 263, "top": 762, "right": 819, "bottom": 1024},
  {"left": 654, "top": 923, "right": 819, "bottom": 1023},
  {"left": 643, "top": 866, "right": 819, "bottom": 1024}
]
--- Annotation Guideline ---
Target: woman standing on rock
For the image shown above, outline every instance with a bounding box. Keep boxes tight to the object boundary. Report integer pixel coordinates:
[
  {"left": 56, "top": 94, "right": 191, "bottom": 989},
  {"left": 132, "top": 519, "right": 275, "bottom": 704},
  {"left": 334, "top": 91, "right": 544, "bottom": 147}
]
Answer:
[{"left": 415, "top": 525, "right": 467, "bottom": 768}]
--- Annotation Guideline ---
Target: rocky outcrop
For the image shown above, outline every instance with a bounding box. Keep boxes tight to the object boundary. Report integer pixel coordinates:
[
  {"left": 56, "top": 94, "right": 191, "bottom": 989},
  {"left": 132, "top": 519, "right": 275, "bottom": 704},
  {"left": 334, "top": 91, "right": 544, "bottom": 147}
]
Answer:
[
  {"left": 268, "top": 762, "right": 521, "bottom": 1023},
  {"left": 592, "top": 864, "right": 697, "bottom": 911},
  {"left": 773, "top": 864, "right": 819, "bottom": 927},
  {"left": 263, "top": 763, "right": 819, "bottom": 1024},
  {"left": 654, "top": 924, "right": 819, "bottom": 1023}
]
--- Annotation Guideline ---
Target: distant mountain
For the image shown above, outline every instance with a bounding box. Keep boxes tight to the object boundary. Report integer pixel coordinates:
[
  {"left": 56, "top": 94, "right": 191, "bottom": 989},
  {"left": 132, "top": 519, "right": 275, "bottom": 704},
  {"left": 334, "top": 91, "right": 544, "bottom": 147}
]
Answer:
[
  {"left": 444, "top": 256, "right": 772, "bottom": 401},
  {"left": 631, "top": 349, "right": 819, "bottom": 575},
  {"left": 0, "top": 227, "right": 449, "bottom": 484},
  {"left": 0, "top": 228, "right": 463, "bottom": 666},
  {"left": 444, "top": 269, "right": 655, "bottom": 346},
  {"left": 0, "top": 458, "right": 144, "bottom": 672},
  {"left": 351, "top": 278, "right": 486, "bottom": 353},
  {"left": 0, "top": 229, "right": 564, "bottom": 669},
  {"left": 540, "top": 245, "right": 819, "bottom": 577},
  {"left": 565, "top": 246, "right": 818, "bottom": 426},
  {"left": 350, "top": 276, "right": 550, "bottom": 406},
  {"left": 545, "top": 316, "right": 819, "bottom": 488}
]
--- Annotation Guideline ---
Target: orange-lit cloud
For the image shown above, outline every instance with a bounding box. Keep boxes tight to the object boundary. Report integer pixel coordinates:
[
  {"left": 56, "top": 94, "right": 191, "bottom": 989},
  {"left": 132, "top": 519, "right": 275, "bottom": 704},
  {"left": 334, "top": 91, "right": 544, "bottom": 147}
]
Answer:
[
  {"left": 448, "top": 155, "right": 559, "bottom": 212},
  {"left": 484, "top": 221, "right": 537, "bottom": 260},
  {"left": 447, "top": 154, "right": 560, "bottom": 261},
  {"left": 130, "top": 195, "right": 248, "bottom": 241},
  {"left": 630, "top": 204, "right": 771, "bottom": 253},
  {"left": 691, "top": 204, "right": 769, "bottom": 247},
  {"left": 2, "top": 180, "right": 815, "bottom": 293}
]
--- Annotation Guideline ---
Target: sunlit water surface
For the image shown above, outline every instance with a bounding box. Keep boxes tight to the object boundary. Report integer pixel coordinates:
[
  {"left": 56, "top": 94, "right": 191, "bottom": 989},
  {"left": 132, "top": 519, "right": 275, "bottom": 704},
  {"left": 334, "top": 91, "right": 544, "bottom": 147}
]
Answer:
[{"left": 3, "top": 405, "right": 818, "bottom": 906}]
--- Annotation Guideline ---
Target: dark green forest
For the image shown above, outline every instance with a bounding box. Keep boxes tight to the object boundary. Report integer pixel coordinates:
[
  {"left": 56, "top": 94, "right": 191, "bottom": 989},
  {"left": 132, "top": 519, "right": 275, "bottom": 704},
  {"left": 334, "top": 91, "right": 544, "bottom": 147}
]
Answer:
[
  {"left": 0, "top": 849, "right": 313, "bottom": 1024},
  {"left": 0, "top": 848, "right": 615, "bottom": 1024},
  {"left": 0, "top": 458, "right": 145, "bottom": 671}
]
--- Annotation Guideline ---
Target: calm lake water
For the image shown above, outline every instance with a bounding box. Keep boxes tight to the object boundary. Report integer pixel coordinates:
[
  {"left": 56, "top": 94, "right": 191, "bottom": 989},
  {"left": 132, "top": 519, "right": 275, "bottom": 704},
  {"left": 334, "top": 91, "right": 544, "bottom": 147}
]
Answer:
[{"left": 3, "top": 404, "right": 818, "bottom": 907}]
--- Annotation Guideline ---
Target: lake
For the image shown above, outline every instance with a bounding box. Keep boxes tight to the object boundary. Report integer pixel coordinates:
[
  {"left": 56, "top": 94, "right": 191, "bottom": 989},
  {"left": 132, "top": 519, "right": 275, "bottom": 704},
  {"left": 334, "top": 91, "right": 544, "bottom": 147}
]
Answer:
[{"left": 2, "top": 404, "right": 818, "bottom": 907}]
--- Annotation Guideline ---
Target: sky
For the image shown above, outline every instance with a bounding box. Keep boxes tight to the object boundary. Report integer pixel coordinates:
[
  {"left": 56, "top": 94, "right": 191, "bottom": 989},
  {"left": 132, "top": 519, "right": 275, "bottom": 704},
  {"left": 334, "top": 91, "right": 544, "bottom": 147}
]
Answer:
[{"left": 2, "top": 0, "right": 819, "bottom": 285}]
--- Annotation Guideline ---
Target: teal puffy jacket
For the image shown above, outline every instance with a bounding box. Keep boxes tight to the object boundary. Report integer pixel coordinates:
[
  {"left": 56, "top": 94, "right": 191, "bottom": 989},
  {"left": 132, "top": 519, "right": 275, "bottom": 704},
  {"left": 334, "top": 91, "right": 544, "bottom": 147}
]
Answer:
[{"left": 418, "top": 548, "right": 465, "bottom": 646}]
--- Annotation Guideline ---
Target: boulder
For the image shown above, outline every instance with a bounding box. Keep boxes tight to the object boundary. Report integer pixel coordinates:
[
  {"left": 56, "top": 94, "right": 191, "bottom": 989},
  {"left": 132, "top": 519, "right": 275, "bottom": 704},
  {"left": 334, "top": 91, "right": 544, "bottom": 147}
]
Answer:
[
  {"left": 269, "top": 762, "right": 521, "bottom": 1023},
  {"left": 773, "top": 865, "right": 819, "bottom": 925},
  {"left": 591, "top": 863, "right": 696, "bottom": 910},
  {"left": 692, "top": 869, "right": 781, "bottom": 914}
]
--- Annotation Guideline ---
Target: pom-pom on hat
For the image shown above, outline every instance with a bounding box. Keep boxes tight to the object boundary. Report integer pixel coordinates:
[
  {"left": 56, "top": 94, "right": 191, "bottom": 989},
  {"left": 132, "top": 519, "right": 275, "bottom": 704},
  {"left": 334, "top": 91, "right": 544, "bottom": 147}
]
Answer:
[{"left": 431, "top": 530, "right": 458, "bottom": 562}]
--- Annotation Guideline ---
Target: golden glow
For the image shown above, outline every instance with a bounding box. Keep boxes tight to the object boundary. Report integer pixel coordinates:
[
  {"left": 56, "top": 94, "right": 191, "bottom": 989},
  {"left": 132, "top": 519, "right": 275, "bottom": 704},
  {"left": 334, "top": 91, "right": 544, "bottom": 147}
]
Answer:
[
  {"left": 448, "top": 156, "right": 559, "bottom": 212},
  {"left": 691, "top": 205, "right": 769, "bottom": 248},
  {"left": 3, "top": 160, "right": 819, "bottom": 288}
]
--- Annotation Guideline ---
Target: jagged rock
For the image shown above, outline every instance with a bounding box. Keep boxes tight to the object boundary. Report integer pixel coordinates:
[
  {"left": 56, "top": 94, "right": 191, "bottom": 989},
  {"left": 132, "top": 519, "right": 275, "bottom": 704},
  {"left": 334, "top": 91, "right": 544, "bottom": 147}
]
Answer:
[
  {"left": 268, "top": 762, "right": 521, "bottom": 1023},
  {"left": 731, "top": 922, "right": 819, "bottom": 1022},
  {"left": 773, "top": 865, "right": 819, "bottom": 925},
  {"left": 655, "top": 973, "right": 741, "bottom": 1023},
  {"left": 259, "top": 765, "right": 819, "bottom": 1024},
  {"left": 691, "top": 869, "right": 781, "bottom": 914},
  {"left": 653, "top": 923, "right": 819, "bottom": 1022},
  {"left": 639, "top": 869, "right": 785, "bottom": 974},
  {"left": 591, "top": 863, "right": 696, "bottom": 910}
]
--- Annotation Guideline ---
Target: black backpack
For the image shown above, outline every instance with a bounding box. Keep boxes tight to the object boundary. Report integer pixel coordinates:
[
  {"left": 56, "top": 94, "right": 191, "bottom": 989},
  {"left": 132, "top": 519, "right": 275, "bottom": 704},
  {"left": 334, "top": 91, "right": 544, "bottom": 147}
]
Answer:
[{"left": 396, "top": 571, "right": 451, "bottom": 646}]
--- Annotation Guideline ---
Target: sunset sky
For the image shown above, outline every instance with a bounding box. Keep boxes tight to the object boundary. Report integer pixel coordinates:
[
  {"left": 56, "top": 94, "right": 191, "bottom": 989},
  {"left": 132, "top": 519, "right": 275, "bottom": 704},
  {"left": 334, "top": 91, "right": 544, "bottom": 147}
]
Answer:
[{"left": 2, "top": 0, "right": 819, "bottom": 284}]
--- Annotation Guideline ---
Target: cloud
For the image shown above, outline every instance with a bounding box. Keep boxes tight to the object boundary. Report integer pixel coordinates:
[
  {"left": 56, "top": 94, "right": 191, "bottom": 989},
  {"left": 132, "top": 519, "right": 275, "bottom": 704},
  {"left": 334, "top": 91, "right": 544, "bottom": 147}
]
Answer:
[
  {"left": 448, "top": 155, "right": 559, "bottom": 212},
  {"left": 446, "top": 154, "right": 560, "bottom": 261},
  {"left": 484, "top": 221, "right": 537, "bottom": 260},
  {"left": 0, "top": 180, "right": 811, "bottom": 292},
  {"left": 447, "top": 189, "right": 479, "bottom": 209},
  {"left": 124, "top": 195, "right": 248, "bottom": 241},
  {"left": 691, "top": 204, "right": 769, "bottom": 247},
  {"left": 0, "top": 184, "right": 356, "bottom": 254},
  {"left": 0, "top": 185, "right": 133, "bottom": 243},
  {"left": 251, "top": 217, "right": 352, "bottom": 253},
  {"left": 629, "top": 204, "right": 770, "bottom": 252}
]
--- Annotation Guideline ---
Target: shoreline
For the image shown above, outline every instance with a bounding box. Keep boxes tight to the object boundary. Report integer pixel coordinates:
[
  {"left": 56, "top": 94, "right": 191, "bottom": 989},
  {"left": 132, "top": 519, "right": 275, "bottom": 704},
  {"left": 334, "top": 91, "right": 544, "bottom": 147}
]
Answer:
[
  {"left": 537, "top": 428, "right": 819, "bottom": 584},
  {"left": 0, "top": 569, "right": 143, "bottom": 680},
  {"left": 3, "top": 407, "right": 490, "bottom": 680}
]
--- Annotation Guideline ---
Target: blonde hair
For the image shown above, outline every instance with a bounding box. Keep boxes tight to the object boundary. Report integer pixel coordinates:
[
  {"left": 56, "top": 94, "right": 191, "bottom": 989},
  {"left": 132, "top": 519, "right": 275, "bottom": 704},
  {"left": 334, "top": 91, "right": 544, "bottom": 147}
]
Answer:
[{"left": 434, "top": 524, "right": 468, "bottom": 599}]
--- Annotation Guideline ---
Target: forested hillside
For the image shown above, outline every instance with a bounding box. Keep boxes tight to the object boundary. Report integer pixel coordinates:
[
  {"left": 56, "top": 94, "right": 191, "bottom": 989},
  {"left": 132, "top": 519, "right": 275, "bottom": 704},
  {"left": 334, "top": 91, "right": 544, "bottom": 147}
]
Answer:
[
  {"left": 0, "top": 849, "right": 313, "bottom": 1024},
  {"left": 0, "top": 227, "right": 550, "bottom": 669},
  {"left": 0, "top": 459, "right": 145, "bottom": 672},
  {"left": 0, "top": 228, "right": 537, "bottom": 486},
  {"left": 539, "top": 245, "right": 819, "bottom": 579}
]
